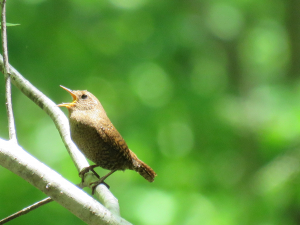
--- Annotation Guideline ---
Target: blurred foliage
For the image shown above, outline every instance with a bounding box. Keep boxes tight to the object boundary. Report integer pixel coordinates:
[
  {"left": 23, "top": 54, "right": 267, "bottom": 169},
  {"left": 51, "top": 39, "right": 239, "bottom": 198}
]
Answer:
[{"left": 1, "top": 0, "right": 300, "bottom": 224}]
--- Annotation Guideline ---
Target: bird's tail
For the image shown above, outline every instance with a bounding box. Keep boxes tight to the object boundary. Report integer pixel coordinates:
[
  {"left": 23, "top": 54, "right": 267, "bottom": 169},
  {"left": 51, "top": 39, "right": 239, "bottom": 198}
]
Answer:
[
  {"left": 135, "top": 160, "right": 157, "bottom": 182},
  {"left": 130, "top": 151, "right": 157, "bottom": 182}
]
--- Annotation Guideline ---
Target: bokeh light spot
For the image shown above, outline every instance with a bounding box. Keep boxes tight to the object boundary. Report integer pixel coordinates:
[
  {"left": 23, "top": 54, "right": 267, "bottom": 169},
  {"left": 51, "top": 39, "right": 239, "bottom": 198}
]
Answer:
[
  {"left": 254, "top": 154, "right": 300, "bottom": 194},
  {"left": 157, "top": 121, "right": 194, "bottom": 158},
  {"left": 239, "top": 21, "right": 289, "bottom": 80},
  {"left": 206, "top": 3, "right": 244, "bottom": 40},
  {"left": 130, "top": 63, "right": 173, "bottom": 107},
  {"left": 135, "top": 189, "right": 177, "bottom": 225},
  {"left": 33, "top": 119, "right": 66, "bottom": 163},
  {"left": 184, "top": 194, "right": 215, "bottom": 225}
]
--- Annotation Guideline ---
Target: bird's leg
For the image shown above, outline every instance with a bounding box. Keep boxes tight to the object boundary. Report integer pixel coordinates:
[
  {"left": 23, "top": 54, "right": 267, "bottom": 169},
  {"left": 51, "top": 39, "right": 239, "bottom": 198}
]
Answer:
[
  {"left": 79, "top": 165, "right": 110, "bottom": 189},
  {"left": 91, "top": 170, "right": 117, "bottom": 195},
  {"left": 79, "top": 165, "right": 100, "bottom": 183}
]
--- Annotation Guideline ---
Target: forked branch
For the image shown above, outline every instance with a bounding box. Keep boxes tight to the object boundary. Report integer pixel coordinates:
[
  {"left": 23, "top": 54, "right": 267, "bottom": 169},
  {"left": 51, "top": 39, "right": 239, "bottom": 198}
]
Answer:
[{"left": 0, "top": 0, "right": 123, "bottom": 223}]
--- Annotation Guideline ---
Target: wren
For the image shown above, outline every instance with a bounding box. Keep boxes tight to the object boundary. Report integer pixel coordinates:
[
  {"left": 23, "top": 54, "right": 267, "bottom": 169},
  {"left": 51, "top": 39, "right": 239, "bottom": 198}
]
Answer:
[{"left": 58, "top": 86, "right": 156, "bottom": 193}]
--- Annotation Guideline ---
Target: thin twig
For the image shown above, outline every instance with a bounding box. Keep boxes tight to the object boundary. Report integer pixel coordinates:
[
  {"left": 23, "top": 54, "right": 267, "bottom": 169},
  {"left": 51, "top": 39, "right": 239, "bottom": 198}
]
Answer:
[
  {"left": 0, "top": 197, "right": 53, "bottom": 224},
  {"left": 1, "top": 0, "right": 17, "bottom": 142}
]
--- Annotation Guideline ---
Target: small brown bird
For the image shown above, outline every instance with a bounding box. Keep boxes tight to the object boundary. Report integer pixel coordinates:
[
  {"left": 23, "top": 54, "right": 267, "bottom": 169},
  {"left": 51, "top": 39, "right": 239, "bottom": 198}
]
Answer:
[{"left": 58, "top": 86, "right": 156, "bottom": 193}]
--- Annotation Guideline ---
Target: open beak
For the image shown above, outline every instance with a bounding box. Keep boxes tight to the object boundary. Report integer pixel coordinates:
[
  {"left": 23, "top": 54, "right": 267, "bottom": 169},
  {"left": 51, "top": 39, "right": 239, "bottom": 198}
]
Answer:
[{"left": 57, "top": 85, "right": 77, "bottom": 108}]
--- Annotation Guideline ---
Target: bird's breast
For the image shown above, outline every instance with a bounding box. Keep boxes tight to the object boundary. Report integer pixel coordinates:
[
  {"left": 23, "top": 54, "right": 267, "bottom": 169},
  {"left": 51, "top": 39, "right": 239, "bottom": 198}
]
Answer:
[{"left": 69, "top": 112, "right": 133, "bottom": 170}]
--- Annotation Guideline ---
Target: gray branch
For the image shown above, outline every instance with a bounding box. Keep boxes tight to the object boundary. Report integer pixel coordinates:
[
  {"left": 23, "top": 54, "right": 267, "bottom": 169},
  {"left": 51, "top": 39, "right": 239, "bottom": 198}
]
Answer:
[
  {"left": 0, "top": 138, "right": 130, "bottom": 225},
  {"left": 1, "top": 0, "right": 17, "bottom": 142},
  {"left": 0, "top": 55, "right": 126, "bottom": 222}
]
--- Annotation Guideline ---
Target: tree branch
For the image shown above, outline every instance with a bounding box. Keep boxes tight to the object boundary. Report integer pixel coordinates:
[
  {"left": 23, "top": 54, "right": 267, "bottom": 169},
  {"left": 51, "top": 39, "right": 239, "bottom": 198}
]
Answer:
[
  {"left": 0, "top": 1, "right": 123, "bottom": 222},
  {"left": 0, "top": 55, "right": 122, "bottom": 218},
  {"left": 0, "top": 197, "right": 53, "bottom": 224},
  {"left": 0, "top": 52, "right": 118, "bottom": 206},
  {"left": 0, "top": 138, "right": 131, "bottom": 225},
  {"left": 1, "top": 0, "right": 17, "bottom": 142}
]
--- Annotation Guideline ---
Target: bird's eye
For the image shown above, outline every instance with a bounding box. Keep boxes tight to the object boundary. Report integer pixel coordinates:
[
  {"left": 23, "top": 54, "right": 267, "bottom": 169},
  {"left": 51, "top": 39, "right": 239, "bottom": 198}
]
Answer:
[{"left": 81, "top": 94, "right": 88, "bottom": 99}]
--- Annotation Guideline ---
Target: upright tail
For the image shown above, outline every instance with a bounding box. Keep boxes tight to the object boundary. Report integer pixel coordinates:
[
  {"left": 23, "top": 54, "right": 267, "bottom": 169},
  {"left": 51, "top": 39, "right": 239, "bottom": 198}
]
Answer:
[{"left": 129, "top": 150, "right": 157, "bottom": 182}]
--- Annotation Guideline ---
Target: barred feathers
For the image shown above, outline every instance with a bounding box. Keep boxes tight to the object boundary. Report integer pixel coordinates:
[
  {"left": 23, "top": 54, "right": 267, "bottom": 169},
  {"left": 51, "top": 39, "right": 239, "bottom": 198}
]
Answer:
[{"left": 129, "top": 150, "right": 157, "bottom": 182}]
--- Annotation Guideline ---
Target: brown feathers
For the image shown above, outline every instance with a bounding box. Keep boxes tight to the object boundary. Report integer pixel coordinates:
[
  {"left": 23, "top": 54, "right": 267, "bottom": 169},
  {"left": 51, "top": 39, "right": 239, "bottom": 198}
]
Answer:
[{"left": 58, "top": 86, "right": 157, "bottom": 184}]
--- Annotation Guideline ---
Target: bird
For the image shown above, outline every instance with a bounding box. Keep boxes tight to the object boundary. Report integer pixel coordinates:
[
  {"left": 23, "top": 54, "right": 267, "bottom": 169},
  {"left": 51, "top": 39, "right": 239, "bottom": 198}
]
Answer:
[{"left": 58, "top": 85, "right": 156, "bottom": 193}]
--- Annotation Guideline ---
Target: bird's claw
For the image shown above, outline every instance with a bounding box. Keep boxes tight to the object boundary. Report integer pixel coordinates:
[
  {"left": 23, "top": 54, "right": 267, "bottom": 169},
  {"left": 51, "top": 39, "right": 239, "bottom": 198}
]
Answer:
[
  {"left": 79, "top": 165, "right": 100, "bottom": 183},
  {"left": 91, "top": 179, "right": 110, "bottom": 195}
]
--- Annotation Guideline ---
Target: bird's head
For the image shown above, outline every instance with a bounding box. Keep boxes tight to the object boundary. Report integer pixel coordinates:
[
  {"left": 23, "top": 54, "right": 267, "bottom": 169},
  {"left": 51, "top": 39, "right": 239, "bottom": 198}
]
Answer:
[{"left": 58, "top": 85, "right": 101, "bottom": 112}]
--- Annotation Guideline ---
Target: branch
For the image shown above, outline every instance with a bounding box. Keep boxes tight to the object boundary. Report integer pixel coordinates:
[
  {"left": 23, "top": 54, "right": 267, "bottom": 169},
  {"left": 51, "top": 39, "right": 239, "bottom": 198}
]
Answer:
[
  {"left": 0, "top": 186, "right": 120, "bottom": 224},
  {"left": 0, "top": 54, "right": 120, "bottom": 212},
  {"left": 3, "top": 60, "right": 89, "bottom": 172},
  {"left": 0, "top": 0, "right": 122, "bottom": 221},
  {"left": 1, "top": 0, "right": 17, "bottom": 142},
  {"left": 0, "top": 138, "right": 131, "bottom": 225},
  {"left": 0, "top": 197, "right": 53, "bottom": 224}
]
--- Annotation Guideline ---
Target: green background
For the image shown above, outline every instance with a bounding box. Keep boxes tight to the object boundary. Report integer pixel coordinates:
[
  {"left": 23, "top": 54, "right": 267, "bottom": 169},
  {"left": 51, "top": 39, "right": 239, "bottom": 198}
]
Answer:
[{"left": 1, "top": 0, "right": 300, "bottom": 224}]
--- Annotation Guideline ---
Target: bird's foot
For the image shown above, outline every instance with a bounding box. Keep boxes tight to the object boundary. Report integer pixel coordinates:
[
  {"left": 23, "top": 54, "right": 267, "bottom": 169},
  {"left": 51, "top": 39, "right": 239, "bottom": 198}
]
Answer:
[
  {"left": 90, "top": 170, "right": 117, "bottom": 195},
  {"left": 90, "top": 178, "right": 110, "bottom": 195},
  {"left": 79, "top": 165, "right": 100, "bottom": 183}
]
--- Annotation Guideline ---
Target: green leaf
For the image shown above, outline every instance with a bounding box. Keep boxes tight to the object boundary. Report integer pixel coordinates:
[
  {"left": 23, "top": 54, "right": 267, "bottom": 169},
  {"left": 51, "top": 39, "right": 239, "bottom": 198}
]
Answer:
[{"left": 0, "top": 22, "right": 20, "bottom": 28}]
